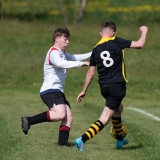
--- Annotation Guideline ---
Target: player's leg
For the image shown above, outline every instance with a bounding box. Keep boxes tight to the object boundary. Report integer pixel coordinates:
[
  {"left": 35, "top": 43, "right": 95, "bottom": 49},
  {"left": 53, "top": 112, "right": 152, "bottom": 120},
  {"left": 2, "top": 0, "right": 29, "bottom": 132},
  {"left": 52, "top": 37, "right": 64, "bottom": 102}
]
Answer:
[
  {"left": 106, "top": 84, "right": 128, "bottom": 148},
  {"left": 75, "top": 86, "right": 113, "bottom": 151},
  {"left": 75, "top": 106, "right": 114, "bottom": 151},
  {"left": 112, "top": 104, "right": 129, "bottom": 148},
  {"left": 49, "top": 103, "right": 67, "bottom": 121},
  {"left": 21, "top": 103, "right": 66, "bottom": 134},
  {"left": 58, "top": 103, "right": 73, "bottom": 146},
  {"left": 112, "top": 103, "right": 123, "bottom": 140},
  {"left": 21, "top": 92, "right": 67, "bottom": 135},
  {"left": 75, "top": 84, "right": 128, "bottom": 151}
]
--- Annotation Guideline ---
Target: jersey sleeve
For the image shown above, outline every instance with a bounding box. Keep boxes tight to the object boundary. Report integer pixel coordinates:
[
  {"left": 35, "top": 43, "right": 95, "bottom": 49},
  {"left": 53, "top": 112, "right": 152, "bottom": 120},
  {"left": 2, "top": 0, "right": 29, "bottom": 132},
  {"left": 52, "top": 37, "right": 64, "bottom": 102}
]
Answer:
[
  {"left": 49, "top": 50, "right": 83, "bottom": 68},
  {"left": 115, "top": 37, "right": 132, "bottom": 49},
  {"left": 65, "top": 52, "right": 91, "bottom": 61}
]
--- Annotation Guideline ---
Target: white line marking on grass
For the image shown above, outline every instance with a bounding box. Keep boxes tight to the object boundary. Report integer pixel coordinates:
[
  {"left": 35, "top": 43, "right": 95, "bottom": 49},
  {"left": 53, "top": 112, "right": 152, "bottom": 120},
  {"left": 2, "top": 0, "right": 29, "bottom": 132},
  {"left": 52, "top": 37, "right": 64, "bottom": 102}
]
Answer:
[{"left": 126, "top": 107, "right": 160, "bottom": 121}]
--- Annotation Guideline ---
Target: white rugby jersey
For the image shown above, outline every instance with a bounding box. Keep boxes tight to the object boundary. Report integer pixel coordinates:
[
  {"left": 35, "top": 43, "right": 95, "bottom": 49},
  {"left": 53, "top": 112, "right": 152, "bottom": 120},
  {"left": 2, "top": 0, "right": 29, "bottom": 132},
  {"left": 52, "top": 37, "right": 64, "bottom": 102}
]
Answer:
[{"left": 40, "top": 46, "right": 91, "bottom": 94}]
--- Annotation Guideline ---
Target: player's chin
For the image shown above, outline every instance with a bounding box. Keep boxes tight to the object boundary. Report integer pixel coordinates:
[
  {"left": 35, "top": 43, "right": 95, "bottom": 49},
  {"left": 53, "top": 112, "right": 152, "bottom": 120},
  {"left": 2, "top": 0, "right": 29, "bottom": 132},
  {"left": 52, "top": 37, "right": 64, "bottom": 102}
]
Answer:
[{"left": 64, "top": 46, "right": 68, "bottom": 49}]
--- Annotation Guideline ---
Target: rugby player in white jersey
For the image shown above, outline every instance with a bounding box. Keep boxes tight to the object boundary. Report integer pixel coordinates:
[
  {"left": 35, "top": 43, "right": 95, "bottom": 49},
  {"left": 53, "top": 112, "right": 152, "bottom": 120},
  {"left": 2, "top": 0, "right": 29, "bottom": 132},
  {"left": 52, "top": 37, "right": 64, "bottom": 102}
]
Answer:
[{"left": 21, "top": 28, "right": 91, "bottom": 146}]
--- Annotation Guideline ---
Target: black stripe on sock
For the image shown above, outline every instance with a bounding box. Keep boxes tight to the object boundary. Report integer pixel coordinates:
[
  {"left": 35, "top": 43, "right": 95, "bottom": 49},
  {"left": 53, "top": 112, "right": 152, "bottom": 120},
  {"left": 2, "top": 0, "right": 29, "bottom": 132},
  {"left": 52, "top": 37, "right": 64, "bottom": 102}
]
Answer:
[
  {"left": 87, "top": 130, "right": 93, "bottom": 138},
  {"left": 90, "top": 126, "right": 97, "bottom": 134}
]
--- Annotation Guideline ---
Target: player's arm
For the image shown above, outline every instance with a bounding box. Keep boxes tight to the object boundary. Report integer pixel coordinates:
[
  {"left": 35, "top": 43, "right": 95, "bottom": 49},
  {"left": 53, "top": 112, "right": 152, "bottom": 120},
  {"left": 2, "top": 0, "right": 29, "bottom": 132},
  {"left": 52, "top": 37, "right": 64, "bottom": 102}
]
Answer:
[
  {"left": 77, "top": 66, "right": 95, "bottom": 103},
  {"left": 50, "top": 50, "right": 89, "bottom": 68},
  {"left": 130, "top": 26, "right": 148, "bottom": 49},
  {"left": 65, "top": 52, "right": 92, "bottom": 61}
]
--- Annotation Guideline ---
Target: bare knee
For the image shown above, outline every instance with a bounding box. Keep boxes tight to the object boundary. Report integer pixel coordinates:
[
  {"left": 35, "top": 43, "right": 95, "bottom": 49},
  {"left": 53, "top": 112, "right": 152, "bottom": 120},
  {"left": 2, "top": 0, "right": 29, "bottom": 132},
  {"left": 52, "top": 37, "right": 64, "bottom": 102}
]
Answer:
[
  {"left": 65, "top": 113, "right": 73, "bottom": 123},
  {"left": 59, "top": 112, "right": 66, "bottom": 120},
  {"left": 49, "top": 110, "right": 66, "bottom": 121},
  {"left": 60, "top": 113, "right": 73, "bottom": 127},
  {"left": 69, "top": 115, "right": 73, "bottom": 123}
]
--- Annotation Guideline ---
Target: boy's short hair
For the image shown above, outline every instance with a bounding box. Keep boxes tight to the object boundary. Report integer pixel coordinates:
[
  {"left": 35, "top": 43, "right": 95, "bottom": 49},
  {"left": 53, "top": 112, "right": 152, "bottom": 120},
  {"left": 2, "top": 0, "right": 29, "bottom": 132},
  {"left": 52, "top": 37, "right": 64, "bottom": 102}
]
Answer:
[
  {"left": 101, "top": 20, "right": 116, "bottom": 32},
  {"left": 53, "top": 28, "right": 70, "bottom": 42}
]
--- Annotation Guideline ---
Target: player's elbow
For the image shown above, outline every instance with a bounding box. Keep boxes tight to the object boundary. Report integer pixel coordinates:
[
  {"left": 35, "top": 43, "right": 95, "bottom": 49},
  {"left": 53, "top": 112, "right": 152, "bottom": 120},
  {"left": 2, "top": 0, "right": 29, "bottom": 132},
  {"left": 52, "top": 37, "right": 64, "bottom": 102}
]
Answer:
[
  {"left": 138, "top": 42, "right": 144, "bottom": 49},
  {"left": 136, "top": 46, "right": 143, "bottom": 49},
  {"left": 88, "top": 70, "right": 95, "bottom": 77}
]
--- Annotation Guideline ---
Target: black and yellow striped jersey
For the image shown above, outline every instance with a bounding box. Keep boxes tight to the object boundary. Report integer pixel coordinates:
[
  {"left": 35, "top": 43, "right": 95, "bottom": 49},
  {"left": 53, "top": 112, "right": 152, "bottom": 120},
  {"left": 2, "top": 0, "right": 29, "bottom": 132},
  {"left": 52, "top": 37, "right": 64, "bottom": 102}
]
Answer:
[{"left": 90, "top": 36, "right": 131, "bottom": 88}]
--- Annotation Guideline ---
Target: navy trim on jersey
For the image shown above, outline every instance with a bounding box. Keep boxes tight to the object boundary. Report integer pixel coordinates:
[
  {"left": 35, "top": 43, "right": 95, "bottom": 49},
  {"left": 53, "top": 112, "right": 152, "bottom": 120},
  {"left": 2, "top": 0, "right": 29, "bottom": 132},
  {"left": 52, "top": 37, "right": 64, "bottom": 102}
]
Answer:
[{"left": 40, "top": 89, "right": 62, "bottom": 95}]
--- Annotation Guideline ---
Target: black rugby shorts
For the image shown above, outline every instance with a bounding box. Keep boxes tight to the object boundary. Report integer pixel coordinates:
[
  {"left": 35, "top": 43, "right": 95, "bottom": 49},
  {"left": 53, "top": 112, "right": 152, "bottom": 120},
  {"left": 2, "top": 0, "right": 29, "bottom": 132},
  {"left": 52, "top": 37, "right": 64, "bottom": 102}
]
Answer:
[
  {"left": 100, "top": 83, "right": 126, "bottom": 110},
  {"left": 40, "top": 92, "right": 70, "bottom": 109}
]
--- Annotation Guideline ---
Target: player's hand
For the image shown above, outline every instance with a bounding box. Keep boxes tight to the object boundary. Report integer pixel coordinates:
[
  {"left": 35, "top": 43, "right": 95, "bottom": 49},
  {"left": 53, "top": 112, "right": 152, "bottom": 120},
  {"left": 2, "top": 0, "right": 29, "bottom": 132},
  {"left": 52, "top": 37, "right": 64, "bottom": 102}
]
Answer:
[
  {"left": 77, "top": 91, "right": 86, "bottom": 103},
  {"left": 82, "top": 61, "right": 89, "bottom": 66},
  {"left": 140, "top": 26, "right": 148, "bottom": 33}
]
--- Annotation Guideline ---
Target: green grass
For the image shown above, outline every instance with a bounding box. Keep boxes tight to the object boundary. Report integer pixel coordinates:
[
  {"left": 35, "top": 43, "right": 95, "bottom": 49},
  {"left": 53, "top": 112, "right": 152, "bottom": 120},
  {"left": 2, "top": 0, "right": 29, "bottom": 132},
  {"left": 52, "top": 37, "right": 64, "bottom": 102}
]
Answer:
[{"left": 0, "top": 20, "right": 160, "bottom": 160}]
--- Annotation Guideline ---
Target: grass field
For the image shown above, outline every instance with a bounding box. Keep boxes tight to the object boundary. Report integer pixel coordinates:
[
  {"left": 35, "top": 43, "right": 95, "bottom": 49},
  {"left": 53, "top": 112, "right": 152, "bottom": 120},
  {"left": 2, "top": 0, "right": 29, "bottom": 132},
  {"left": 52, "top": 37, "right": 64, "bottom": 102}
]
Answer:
[{"left": 0, "top": 20, "right": 160, "bottom": 160}]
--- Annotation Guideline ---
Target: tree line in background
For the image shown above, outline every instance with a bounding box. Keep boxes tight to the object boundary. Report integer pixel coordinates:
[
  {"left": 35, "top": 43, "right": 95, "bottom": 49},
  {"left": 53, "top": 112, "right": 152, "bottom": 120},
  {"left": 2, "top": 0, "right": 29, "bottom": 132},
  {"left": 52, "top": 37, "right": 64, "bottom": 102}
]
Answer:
[
  {"left": 0, "top": 0, "right": 160, "bottom": 24},
  {"left": 0, "top": 0, "right": 88, "bottom": 24}
]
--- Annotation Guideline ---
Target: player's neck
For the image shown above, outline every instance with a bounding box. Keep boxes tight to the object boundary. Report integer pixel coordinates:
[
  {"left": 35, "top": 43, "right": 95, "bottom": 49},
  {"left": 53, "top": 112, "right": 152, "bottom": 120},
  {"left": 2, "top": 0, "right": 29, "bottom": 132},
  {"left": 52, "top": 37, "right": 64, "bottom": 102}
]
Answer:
[
  {"left": 102, "top": 34, "right": 113, "bottom": 38},
  {"left": 53, "top": 45, "right": 66, "bottom": 52},
  {"left": 53, "top": 43, "right": 62, "bottom": 50}
]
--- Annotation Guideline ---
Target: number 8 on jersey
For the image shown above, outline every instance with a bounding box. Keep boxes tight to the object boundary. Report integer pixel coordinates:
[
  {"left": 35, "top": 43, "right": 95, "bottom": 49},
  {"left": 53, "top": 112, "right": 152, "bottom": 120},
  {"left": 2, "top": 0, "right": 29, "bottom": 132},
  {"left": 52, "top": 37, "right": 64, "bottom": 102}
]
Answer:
[{"left": 100, "top": 51, "right": 114, "bottom": 67}]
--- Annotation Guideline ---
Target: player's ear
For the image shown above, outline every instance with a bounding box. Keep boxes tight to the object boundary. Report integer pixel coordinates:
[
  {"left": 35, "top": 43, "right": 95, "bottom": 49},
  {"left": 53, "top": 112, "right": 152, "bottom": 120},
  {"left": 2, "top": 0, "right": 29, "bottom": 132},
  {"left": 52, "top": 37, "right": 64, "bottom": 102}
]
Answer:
[
  {"left": 100, "top": 31, "right": 102, "bottom": 36},
  {"left": 111, "top": 31, "right": 115, "bottom": 37},
  {"left": 55, "top": 36, "right": 60, "bottom": 43}
]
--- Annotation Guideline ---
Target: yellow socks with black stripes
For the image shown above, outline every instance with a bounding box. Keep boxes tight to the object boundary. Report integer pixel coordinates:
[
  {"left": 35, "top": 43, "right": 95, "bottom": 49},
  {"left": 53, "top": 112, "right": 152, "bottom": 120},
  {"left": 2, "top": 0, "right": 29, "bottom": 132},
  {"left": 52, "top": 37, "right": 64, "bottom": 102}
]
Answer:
[
  {"left": 112, "top": 117, "right": 123, "bottom": 140},
  {"left": 81, "top": 120, "right": 104, "bottom": 143}
]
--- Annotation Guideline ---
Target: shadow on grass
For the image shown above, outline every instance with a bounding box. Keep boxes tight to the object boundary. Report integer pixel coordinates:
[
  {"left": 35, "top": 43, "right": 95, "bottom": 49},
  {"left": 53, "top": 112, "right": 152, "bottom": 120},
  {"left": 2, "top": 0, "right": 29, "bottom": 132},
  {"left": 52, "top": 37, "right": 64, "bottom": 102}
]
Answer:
[
  {"left": 56, "top": 142, "right": 76, "bottom": 147},
  {"left": 119, "top": 143, "right": 143, "bottom": 150},
  {"left": 22, "top": 142, "right": 76, "bottom": 147},
  {"left": 85, "top": 142, "right": 143, "bottom": 151},
  {"left": 21, "top": 141, "right": 143, "bottom": 150}
]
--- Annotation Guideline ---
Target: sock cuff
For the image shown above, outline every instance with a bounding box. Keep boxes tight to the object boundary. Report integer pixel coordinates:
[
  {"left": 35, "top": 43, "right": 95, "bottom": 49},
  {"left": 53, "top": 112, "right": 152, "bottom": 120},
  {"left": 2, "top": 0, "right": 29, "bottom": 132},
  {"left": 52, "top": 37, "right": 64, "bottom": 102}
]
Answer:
[
  {"left": 46, "top": 111, "right": 51, "bottom": 122},
  {"left": 96, "top": 120, "right": 104, "bottom": 130},
  {"left": 59, "top": 125, "right": 70, "bottom": 132}
]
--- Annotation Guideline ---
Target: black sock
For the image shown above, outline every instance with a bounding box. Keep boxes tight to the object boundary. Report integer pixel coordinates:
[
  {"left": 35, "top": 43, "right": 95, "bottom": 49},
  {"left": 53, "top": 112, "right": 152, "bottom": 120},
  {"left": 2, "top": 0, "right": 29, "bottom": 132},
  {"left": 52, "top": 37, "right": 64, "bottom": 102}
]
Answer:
[
  {"left": 58, "top": 125, "right": 70, "bottom": 145},
  {"left": 29, "top": 111, "right": 51, "bottom": 125}
]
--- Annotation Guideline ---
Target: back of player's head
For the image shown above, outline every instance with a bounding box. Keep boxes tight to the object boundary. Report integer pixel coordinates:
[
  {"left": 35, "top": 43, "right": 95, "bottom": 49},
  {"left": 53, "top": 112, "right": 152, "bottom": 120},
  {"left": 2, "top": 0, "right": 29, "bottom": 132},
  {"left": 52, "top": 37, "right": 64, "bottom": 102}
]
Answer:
[
  {"left": 53, "top": 28, "right": 70, "bottom": 42},
  {"left": 101, "top": 21, "right": 116, "bottom": 32}
]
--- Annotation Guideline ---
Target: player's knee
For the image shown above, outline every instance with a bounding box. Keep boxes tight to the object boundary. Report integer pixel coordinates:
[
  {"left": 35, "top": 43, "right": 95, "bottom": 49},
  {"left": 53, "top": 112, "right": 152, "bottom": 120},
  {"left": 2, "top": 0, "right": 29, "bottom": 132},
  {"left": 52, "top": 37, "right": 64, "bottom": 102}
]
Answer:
[
  {"left": 69, "top": 115, "right": 73, "bottom": 122},
  {"left": 59, "top": 112, "right": 66, "bottom": 120}
]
